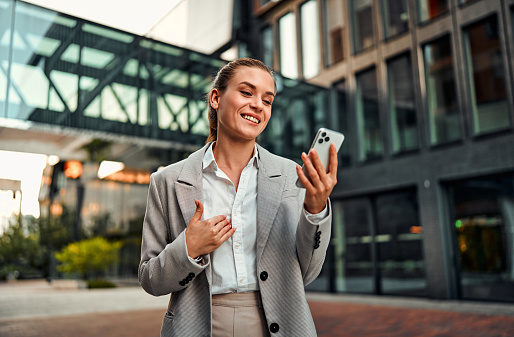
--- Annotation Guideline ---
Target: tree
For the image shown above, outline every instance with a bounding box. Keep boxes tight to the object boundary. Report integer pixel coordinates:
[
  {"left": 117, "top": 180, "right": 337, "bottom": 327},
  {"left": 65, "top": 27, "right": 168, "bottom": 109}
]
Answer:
[
  {"left": 0, "top": 217, "right": 45, "bottom": 280},
  {"left": 55, "top": 237, "right": 122, "bottom": 280}
]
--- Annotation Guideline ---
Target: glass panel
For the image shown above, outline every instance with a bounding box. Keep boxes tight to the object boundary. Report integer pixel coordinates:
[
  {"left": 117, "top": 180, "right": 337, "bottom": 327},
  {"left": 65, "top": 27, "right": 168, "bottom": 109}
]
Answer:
[
  {"left": 279, "top": 12, "right": 298, "bottom": 79},
  {"left": 387, "top": 53, "right": 418, "bottom": 153},
  {"left": 261, "top": 25, "right": 273, "bottom": 69},
  {"left": 0, "top": 0, "right": 13, "bottom": 117},
  {"left": 335, "top": 80, "right": 351, "bottom": 167},
  {"left": 8, "top": 2, "right": 60, "bottom": 119},
  {"left": 300, "top": 0, "right": 321, "bottom": 79},
  {"left": 350, "top": 0, "right": 375, "bottom": 53},
  {"left": 423, "top": 35, "right": 460, "bottom": 145},
  {"left": 332, "top": 199, "right": 374, "bottom": 293},
  {"left": 356, "top": 67, "right": 382, "bottom": 161},
  {"left": 376, "top": 190, "right": 426, "bottom": 296},
  {"left": 450, "top": 174, "right": 514, "bottom": 302},
  {"left": 418, "top": 0, "right": 448, "bottom": 22},
  {"left": 464, "top": 15, "right": 510, "bottom": 135},
  {"left": 322, "top": 0, "right": 345, "bottom": 66},
  {"left": 381, "top": 0, "right": 409, "bottom": 39}
]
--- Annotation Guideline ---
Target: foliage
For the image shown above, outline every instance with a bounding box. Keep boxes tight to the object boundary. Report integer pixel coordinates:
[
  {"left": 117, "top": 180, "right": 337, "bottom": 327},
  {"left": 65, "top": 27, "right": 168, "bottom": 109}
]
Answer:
[
  {"left": 0, "top": 217, "right": 45, "bottom": 280},
  {"left": 55, "top": 237, "right": 123, "bottom": 279},
  {"left": 87, "top": 279, "right": 116, "bottom": 289}
]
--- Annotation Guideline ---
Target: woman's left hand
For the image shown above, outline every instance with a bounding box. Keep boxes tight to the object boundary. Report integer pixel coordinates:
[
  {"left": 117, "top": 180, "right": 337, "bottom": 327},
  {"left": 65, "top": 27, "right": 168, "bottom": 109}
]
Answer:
[{"left": 296, "top": 143, "right": 338, "bottom": 214}]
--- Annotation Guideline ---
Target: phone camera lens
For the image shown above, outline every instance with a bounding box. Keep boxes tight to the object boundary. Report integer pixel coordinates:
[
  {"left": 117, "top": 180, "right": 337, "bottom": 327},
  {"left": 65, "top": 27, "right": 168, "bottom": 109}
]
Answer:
[
  {"left": 325, "top": 136, "right": 330, "bottom": 142},
  {"left": 321, "top": 132, "right": 327, "bottom": 137},
  {"left": 318, "top": 138, "right": 323, "bottom": 144}
]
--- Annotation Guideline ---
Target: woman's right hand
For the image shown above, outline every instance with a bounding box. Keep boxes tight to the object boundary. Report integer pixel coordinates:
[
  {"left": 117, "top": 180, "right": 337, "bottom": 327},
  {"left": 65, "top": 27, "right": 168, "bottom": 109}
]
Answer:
[{"left": 185, "top": 199, "right": 236, "bottom": 259}]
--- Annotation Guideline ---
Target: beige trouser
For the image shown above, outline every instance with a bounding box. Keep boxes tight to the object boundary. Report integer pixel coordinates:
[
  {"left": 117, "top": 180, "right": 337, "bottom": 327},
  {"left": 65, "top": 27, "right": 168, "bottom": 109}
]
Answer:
[{"left": 211, "top": 292, "right": 271, "bottom": 337}]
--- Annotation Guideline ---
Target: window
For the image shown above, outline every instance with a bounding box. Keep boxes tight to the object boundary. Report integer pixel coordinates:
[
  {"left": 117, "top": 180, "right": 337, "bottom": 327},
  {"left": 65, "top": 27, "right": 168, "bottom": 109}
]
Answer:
[
  {"left": 463, "top": 15, "right": 510, "bottom": 135},
  {"left": 300, "top": 0, "right": 321, "bottom": 79},
  {"left": 322, "top": 0, "right": 345, "bottom": 66},
  {"left": 381, "top": 0, "right": 409, "bottom": 39},
  {"left": 331, "top": 189, "right": 425, "bottom": 296},
  {"left": 261, "top": 25, "right": 274, "bottom": 69},
  {"left": 332, "top": 198, "right": 375, "bottom": 293},
  {"left": 376, "top": 190, "right": 426, "bottom": 296},
  {"left": 448, "top": 174, "right": 514, "bottom": 302},
  {"left": 350, "top": 0, "right": 375, "bottom": 53},
  {"left": 356, "top": 68, "right": 382, "bottom": 161},
  {"left": 423, "top": 35, "right": 460, "bottom": 145},
  {"left": 335, "top": 80, "right": 351, "bottom": 167},
  {"left": 278, "top": 12, "right": 298, "bottom": 79},
  {"left": 418, "top": 0, "right": 448, "bottom": 23},
  {"left": 0, "top": 0, "right": 13, "bottom": 117},
  {"left": 387, "top": 53, "right": 418, "bottom": 153}
]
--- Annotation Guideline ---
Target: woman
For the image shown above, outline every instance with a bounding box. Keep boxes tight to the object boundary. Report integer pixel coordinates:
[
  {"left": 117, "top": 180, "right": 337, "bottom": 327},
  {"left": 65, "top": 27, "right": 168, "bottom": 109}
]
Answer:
[{"left": 139, "top": 58, "right": 338, "bottom": 336}]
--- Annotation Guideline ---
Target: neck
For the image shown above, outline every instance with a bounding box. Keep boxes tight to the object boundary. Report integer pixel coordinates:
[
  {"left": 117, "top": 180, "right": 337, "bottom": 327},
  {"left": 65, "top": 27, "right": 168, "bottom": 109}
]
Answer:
[{"left": 212, "top": 135, "right": 256, "bottom": 171}]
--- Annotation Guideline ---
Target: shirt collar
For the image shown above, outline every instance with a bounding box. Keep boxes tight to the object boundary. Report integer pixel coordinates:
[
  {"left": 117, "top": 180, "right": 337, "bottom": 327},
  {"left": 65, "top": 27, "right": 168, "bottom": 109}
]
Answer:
[{"left": 202, "top": 142, "right": 259, "bottom": 171}]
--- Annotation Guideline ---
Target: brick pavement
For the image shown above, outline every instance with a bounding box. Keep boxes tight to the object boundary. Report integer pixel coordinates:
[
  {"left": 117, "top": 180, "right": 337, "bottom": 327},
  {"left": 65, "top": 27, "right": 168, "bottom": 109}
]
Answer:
[{"left": 1, "top": 300, "right": 513, "bottom": 336}]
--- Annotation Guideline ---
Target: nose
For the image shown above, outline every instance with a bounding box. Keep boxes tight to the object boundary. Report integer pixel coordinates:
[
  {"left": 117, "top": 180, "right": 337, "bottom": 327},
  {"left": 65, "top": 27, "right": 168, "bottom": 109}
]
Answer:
[{"left": 249, "top": 96, "right": 264, "bottom": 111}]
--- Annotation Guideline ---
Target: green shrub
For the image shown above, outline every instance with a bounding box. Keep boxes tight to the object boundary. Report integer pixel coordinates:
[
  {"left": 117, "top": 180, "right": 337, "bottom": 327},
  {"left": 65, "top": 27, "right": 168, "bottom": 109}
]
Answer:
[
  {"left": 55, "top": 237, "right": 122, "bottom": 280},
  {"left": 87, "top": 279, "right": 117, "bottom": 289}
]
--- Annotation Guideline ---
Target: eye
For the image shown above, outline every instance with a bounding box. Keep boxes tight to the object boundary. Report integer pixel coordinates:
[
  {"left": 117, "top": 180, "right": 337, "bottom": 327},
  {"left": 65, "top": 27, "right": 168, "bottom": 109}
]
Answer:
[
  {"left": 263, "top": 99, "right": 272, "bottom": 106},
  {"left": 240, "top": 91, "right": 251, "bottom": 96}
]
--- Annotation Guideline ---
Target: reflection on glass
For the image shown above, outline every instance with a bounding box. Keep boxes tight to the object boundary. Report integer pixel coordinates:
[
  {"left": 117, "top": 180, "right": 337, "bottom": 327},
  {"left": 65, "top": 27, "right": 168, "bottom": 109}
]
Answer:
[
  {"left": 418, "top": 0, "right": 448, "bottom": 22},
  {"left": 322, "top": 0, "right": 345, "bottom": 66},
  {"left": 261, "top": 25, "right": 273, "bottom": 69},
  {"left": 300, "top": 0, "right": 321, "bottom": 79},
  {"left": 376, "top": 190, "right": 426, "bottom": 296},
  {"left": 332, "top": 199, "right": 374, "bottom": 294},
  {"left": 423, "top": 35, "right": 460, "bottom": 145},
  {"left": 356, "top": 68, "right": 382, "bottom": 161},
  {"left": 0, "top": 0, "right": 13, "bottom": 117},
  {"left": 335, "top": 80, "right": 350, "bottom": 167},
  {"left": 464, "top": 15, "right": 509, "bottom": 135},
  {"left": 449, "top": 174, "right": 514, "bottom": 302},
  {"left": 381, "top": 0, "right": 409, "bottom": 38},
  {"left": 387, "top": 53, "right": 418, "bottom": 153},
  {"left": 350, "top": 0, "right": 375, "bottom": 53},
  {"left": 279, "top": 12, "right": 298, "bottom": 79}
]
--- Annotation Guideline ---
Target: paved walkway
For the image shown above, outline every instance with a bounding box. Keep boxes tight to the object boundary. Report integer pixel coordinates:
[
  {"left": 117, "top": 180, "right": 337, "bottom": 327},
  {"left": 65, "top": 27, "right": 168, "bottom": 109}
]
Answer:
[{"left": 1, "top": 280, "right": 513, "bottom": 336}]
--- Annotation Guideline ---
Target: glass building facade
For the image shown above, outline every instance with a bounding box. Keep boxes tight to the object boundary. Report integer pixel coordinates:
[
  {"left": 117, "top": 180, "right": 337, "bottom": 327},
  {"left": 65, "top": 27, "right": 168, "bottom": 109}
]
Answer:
[{"left": 255, "top": 0, "right": 514, "bottom": 302}]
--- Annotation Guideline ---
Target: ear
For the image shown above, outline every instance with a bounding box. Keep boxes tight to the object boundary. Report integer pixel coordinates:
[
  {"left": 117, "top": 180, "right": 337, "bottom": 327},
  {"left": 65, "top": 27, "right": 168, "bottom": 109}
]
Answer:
[{"left": 210, "top": 89, "right": 220, "bottom": 109}]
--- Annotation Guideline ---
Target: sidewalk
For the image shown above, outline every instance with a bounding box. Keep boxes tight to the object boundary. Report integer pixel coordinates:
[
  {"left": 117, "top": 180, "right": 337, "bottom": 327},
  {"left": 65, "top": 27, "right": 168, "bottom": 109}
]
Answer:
[{"left": 1, "top": 280, "right": 513, "bottom": 336}]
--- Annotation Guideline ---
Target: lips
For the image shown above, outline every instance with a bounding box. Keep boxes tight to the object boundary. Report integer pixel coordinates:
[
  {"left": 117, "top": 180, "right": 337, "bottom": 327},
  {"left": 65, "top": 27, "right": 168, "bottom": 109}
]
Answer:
[{"left": 241, "top": 114, "right": 260, "bottom": 124}]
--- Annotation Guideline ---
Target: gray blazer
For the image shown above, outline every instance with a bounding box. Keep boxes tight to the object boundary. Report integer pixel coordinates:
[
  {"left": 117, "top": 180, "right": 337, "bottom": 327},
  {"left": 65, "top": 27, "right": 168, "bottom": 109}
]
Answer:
[{"left": 139, "top": 143, "right": 332, "bottom": 336}]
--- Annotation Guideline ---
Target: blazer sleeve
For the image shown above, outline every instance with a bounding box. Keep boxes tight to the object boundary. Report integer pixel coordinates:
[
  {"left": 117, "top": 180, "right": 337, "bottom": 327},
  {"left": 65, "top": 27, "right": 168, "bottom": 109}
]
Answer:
[
  {"left": 138, "top": 173, "right": 208, "bottom": 296},
  {"left": 296, "top": 200, "right": 332, "bottom": 286}
]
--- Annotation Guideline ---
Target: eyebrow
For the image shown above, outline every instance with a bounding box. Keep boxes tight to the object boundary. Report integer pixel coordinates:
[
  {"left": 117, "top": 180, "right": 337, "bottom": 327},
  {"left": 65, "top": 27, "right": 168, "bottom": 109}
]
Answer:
[{"left": 239, "top": 81, "right": 275, "bottom": 97}]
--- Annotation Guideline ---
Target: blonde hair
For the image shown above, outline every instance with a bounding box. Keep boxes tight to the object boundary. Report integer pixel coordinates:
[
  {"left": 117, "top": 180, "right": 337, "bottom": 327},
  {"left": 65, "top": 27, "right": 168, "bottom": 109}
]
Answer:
[{"left": 206, "top": 58, "right": 275, "bottom": 143}]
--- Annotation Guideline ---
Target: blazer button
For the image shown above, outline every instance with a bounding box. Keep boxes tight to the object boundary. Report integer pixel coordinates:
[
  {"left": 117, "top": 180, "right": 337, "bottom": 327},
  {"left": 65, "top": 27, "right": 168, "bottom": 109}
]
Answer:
[
  {"left": 260, "top": 271, "right": 268, "bottom": 281},
  {"left": 179, "top": 281, "right": 185, "bottom": 286},
  {"left": 188, "top": 272, "right": 195, "bottom": 278},
  {"left": 269, "top": 323, "right": 279, "bottom": 333}
]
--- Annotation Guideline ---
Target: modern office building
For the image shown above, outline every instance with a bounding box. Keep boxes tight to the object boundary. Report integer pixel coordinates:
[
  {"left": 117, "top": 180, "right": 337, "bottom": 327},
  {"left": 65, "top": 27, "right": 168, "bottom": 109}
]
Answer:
[
  {"left": 252, "top": 0, "right": 514, "bottom": 303},
  {"left": 1, "top": 0, "right": 514, "bottom": 304}
]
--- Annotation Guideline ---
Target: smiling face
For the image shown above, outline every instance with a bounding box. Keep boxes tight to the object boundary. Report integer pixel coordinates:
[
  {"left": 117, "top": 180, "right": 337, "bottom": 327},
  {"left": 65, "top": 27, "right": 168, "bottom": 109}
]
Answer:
[{"left": 210, "top": 66, "right": 275, "bottom": 143}]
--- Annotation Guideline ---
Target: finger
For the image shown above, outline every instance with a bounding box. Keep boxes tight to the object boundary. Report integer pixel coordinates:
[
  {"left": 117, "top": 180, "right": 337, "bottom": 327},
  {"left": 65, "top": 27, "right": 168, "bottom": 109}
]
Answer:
[
  {"left": 302, "top": 152, "right": 322, "bottom": 187},
  {"left": 296, "top": 164, "right": 313, "bottom": 189},
  {"left": 208, "top": 215, "right": 228, "bottom": 227},
  {"left": 308, "top": 149, "right": 328, "bottom": 178},
  {"left": 213, "top": 217, "right": 231, "bottom": 231},
  {"left": 327, "top": 143, "right": 338, "bottom": 178},
  {"left": 190, "top": 199, "right": 204, "bottom": 223},
  {"left": 217, "top": 221, "right": 233, "bottom": 237},
  {"left": 219, "top": 227, "right": 237, "bottom": 243}
]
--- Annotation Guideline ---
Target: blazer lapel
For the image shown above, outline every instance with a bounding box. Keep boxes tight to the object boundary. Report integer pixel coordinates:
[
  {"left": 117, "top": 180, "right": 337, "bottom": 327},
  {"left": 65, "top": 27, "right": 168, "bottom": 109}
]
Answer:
[{"left": 256, "top": 144, "right": 286, "bottom": 262}]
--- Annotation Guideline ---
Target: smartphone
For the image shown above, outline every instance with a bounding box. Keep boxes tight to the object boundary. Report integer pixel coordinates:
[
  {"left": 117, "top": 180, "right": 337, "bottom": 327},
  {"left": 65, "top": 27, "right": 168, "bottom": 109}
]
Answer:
[{"left": 296, "top": 128, "right": 345, "bottom": 188}]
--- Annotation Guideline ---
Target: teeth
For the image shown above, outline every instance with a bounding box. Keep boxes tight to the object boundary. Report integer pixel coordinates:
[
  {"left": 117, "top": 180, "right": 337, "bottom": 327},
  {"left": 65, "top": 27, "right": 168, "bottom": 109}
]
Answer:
[{"left": 242, "top": 115, "right": 260, "bottom": 124}]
